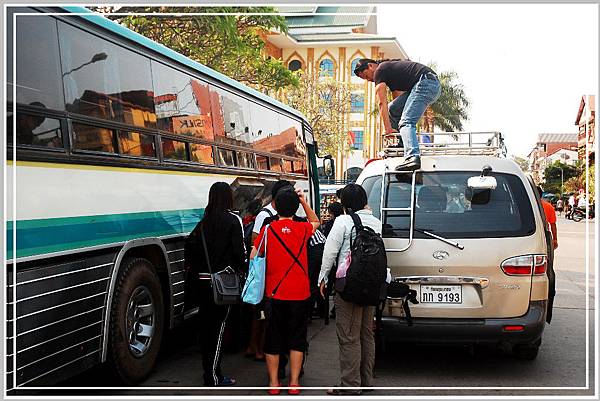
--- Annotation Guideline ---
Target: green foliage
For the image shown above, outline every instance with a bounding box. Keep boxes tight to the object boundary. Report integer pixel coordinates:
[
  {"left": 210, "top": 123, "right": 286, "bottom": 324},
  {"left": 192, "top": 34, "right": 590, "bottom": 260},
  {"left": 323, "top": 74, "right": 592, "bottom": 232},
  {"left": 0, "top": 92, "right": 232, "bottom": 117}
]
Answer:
[
  {"left": 97, "top": 6, "right": 299, "bottom": 92},
  {"left": 425, "top": 62, "right": 469, "bottom": 132},
  {"left": 511, "top": 155, "right": 529, "bottom": 172},
  {"left": 283, "top": 69, "right": 352, "bottom": 157},
  {"left": 543, "top": 160, "right": 582, "bottom": 195}
]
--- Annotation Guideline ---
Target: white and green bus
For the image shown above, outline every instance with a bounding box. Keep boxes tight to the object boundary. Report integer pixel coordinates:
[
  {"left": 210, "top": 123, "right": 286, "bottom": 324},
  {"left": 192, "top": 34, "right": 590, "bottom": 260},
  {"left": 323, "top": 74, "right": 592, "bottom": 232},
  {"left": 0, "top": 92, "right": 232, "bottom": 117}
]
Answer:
[{"left": 6, "top": 6, "right": 319, "bottom": 388}]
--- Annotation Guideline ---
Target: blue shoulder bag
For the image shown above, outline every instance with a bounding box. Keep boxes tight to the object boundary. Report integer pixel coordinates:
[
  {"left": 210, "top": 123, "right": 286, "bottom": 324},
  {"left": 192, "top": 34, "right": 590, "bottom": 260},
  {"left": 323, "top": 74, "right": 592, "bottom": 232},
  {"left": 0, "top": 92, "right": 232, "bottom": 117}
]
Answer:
[{"left": 241, "top": 225, "right": 268, "bottom": 305}]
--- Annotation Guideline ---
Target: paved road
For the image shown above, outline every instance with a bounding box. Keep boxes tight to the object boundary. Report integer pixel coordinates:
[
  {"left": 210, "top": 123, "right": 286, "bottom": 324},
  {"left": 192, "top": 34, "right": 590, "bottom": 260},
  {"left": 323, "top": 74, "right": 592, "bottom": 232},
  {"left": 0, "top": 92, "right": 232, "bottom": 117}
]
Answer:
[{"left": 56, "top": 217, "right": 596, "bottom": 397}]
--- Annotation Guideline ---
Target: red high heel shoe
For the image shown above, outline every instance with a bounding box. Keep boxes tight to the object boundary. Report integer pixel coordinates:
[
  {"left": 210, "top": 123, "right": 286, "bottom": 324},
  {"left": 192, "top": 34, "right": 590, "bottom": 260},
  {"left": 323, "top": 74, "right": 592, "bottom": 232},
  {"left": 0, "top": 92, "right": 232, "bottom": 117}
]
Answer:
[
  {"left": 288, "top": 383, "right": 301, "bottom": 395},
  {"left": 267, "top": 383, "right": 281, "bottom": 395}
]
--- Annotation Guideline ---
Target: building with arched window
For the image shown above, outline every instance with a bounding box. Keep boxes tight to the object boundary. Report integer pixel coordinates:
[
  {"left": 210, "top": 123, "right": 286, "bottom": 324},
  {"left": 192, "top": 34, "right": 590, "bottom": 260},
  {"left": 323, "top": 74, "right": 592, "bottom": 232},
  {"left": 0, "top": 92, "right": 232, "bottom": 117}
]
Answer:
[{"left": 265, "top": 6, "right": 408, "bottom": 179}]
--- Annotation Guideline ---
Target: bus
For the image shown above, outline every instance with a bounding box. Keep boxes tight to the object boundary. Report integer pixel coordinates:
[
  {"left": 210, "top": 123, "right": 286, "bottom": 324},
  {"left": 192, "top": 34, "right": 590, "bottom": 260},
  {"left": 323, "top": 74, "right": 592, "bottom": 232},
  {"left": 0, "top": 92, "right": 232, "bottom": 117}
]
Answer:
[{"left": 5, "top": 6, "right": 319, "bottom": 389}]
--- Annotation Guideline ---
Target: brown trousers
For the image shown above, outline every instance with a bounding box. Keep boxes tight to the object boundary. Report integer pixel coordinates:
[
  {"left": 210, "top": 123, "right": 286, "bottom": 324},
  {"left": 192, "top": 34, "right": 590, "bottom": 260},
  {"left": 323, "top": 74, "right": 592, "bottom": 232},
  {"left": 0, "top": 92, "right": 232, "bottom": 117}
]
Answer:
[{"left": 334, "top": 295, "right": 376, "bottom": 387}]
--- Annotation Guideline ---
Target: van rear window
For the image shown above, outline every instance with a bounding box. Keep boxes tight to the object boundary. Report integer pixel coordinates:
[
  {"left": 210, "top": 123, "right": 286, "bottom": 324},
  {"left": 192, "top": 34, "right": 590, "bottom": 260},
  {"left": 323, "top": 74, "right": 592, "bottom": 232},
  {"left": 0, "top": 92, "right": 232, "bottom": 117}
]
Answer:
[{"left": 362, "top": 172, "right": 536, "bottom": 239}]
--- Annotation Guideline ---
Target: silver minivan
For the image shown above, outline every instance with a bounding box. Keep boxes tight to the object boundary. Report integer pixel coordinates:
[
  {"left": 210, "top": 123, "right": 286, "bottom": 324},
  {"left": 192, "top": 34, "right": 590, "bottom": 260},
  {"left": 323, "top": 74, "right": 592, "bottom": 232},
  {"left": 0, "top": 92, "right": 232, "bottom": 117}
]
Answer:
[{"left": 358, "top": 133, "right": 554, "bottom": 360}]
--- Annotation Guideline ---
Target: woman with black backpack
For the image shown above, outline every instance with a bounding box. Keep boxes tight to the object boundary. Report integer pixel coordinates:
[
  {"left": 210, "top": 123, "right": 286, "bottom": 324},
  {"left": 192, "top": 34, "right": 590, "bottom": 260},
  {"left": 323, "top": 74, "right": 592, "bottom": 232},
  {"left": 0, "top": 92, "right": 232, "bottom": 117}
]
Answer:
[
  {"left": 318, "top": 184, "right": 383, "bottom": 395},
  {"left": 184, "top": 182, "right": 246, "bottom": 386}
]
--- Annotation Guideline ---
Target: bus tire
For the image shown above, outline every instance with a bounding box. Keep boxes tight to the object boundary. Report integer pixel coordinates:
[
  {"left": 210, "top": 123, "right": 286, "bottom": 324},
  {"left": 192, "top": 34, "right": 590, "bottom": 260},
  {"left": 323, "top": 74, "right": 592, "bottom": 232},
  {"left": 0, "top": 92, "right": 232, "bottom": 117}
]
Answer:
[{"left": 108, "top": 257, "right": 164, "bottom": 384}]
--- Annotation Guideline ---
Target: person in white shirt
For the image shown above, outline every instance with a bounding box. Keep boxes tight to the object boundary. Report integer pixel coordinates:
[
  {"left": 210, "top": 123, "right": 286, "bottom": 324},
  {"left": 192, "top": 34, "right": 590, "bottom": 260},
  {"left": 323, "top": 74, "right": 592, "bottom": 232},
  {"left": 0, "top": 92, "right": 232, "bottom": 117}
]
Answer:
[
  {"left": 567, "top": 194, "right": 576, "bottom": 219},
  {"left": 318, "top": 184, "right": 382, "bottom": 395},
  {"left": 578, "top": 194, "right": 588, "bottom": 208}
]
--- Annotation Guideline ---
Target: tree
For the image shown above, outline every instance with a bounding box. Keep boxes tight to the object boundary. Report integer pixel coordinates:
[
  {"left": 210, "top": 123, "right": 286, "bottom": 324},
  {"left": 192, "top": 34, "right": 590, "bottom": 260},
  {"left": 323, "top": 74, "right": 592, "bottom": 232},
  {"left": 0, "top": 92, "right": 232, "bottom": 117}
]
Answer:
[
  {"left": 543, "top": 160, "right": 582, "bottom": 195},
  {"left": 93, "top": 6, "right": 299, "bottom": 92},
  {"left": 420, "top": 62, "right": 469, "bottom": 134},
  {"left": 283, "top": 69, "right": 351, "bottom": 157},
  {"left": 511, "top": 155, "right": 530, "bottom": 172}
]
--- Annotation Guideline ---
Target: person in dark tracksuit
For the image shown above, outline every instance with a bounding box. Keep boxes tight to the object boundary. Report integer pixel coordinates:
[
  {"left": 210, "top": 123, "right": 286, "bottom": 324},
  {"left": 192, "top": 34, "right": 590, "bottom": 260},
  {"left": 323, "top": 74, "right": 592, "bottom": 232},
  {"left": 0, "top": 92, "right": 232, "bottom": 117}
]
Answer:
[{"left": 185, "top": 182, "right": 246, "bottom": 386}]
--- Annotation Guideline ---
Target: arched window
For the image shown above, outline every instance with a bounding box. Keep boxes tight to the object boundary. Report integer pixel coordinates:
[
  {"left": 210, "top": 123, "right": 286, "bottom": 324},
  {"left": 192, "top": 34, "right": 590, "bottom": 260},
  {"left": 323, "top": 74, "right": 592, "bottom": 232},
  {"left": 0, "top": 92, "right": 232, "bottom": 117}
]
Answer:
[
  {"left": 319, "top": 59, "right": 334, "bottom": 77},
  {"left": 350, "top": 58, "right": 362, "bottom": 83},
  {"left": 351, "top": 59, "right": 361, "bottom": 75},
  {"left": 288, "top": 59, "right": 302, "bottom": 72}
]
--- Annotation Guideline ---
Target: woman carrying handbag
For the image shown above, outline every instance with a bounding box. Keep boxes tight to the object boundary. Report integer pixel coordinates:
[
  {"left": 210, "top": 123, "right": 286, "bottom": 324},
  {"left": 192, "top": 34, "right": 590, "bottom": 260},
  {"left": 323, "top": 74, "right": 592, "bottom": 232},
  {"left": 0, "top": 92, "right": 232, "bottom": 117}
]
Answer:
[{"left": 184, "top": 182, "right": 246, "bottom": 386}]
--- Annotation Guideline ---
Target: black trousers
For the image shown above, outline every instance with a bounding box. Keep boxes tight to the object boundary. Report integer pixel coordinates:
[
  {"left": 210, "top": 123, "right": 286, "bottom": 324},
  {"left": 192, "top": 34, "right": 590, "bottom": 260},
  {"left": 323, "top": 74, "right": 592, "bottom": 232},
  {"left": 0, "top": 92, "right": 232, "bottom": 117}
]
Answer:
[{"left": 197, "top": 280, "right": 231, "bottom": 386}]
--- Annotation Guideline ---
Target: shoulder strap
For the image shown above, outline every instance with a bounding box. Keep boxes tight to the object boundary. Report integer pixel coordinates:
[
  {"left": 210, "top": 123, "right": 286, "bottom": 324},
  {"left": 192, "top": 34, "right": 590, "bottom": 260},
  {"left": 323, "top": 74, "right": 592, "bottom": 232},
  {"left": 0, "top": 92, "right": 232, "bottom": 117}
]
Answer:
[
  {"left": 261, "top": 207, "right": 274, "bottom": 217},
  {"left": 349, "top": 212, "right": 364, "bottom": 249},
  {"left": 199, "top": 223, "right": 213, "bottom": 274},
  {"left": 269, "top": 226, "right": 308, "bottom": 297}
]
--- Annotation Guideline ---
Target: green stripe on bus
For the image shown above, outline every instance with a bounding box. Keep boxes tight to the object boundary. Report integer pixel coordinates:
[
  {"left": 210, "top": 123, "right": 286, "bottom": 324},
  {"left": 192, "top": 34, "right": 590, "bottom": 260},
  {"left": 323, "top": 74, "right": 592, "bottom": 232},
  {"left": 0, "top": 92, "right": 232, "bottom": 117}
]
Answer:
[{"left": 6, "top": 209, "right": 204, "bottom": 260}]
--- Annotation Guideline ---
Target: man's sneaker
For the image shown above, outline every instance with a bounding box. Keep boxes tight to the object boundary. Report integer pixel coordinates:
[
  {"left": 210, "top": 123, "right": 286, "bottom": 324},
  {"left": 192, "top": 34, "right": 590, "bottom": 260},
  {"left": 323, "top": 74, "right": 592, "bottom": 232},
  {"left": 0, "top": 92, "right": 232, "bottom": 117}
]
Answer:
[{"left": 395, "top": 155, "right": 421, "bottom": 171}]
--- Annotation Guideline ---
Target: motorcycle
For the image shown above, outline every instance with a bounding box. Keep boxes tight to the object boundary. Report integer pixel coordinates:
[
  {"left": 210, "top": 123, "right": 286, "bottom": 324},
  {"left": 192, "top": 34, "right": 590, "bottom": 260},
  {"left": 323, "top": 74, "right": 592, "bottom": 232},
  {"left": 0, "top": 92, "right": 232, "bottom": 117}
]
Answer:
[{"left": 572, "top": 205, "right": 595, "bottom": 222}]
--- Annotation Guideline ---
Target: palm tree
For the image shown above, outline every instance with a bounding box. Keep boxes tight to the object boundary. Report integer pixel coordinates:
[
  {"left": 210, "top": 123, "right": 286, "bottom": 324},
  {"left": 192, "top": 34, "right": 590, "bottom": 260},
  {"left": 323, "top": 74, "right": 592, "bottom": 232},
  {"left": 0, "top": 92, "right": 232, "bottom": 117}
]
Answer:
[{"left": 420, "top": 62, "right": 470, "bottom": 138}]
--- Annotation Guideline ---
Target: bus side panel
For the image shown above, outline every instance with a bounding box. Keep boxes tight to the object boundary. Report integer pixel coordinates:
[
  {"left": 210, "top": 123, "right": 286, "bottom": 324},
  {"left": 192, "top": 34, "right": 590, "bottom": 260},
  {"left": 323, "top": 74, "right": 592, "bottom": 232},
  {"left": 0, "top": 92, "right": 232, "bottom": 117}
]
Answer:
[
  {"left": 163, "top": 238, "right": 188, "bottom": 319},
  {"left": 8, "top": 250, "right": 117, "bottom": 387}
]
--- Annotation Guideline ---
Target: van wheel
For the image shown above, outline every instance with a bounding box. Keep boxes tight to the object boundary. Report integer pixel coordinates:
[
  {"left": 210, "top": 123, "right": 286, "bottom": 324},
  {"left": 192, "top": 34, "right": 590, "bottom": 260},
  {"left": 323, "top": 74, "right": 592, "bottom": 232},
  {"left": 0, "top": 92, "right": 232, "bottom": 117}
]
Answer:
[
  {"left": 108, "top": 257, "right": 164, "bottom": 384},
  {"left": 513, "top": 343, "right": 539, "bottom": 360}
]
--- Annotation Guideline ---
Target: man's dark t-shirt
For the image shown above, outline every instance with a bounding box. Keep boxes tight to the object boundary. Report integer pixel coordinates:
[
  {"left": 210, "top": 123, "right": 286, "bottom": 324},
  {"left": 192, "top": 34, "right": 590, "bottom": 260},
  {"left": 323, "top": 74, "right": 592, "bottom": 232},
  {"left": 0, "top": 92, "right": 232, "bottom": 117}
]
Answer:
[{"left": 374, "top": 60, "right": 433, "bottom": 92}]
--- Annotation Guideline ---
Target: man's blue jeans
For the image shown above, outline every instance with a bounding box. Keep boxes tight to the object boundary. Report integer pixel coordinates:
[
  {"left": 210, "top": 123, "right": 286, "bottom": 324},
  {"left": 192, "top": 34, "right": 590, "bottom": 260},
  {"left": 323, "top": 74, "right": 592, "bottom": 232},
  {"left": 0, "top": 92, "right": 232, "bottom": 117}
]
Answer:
[{"left": 388, "top": 74, "right": 441, "bottom": 157}]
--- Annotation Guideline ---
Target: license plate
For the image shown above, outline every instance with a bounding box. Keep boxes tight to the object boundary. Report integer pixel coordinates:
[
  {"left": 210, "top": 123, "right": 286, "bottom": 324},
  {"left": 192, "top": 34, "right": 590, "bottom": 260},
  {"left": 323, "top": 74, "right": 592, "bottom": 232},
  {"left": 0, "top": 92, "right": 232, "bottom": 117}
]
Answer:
[{"left": 419, "top": 285, "right": 462, "bottom": 304}]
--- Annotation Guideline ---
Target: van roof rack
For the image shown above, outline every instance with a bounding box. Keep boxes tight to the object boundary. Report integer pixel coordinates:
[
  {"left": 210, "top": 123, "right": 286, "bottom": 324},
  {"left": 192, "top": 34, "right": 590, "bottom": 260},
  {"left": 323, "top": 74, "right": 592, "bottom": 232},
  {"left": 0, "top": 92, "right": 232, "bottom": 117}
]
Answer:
[{"left": 381, "top": 131, "right": 507, "bottom": 158}]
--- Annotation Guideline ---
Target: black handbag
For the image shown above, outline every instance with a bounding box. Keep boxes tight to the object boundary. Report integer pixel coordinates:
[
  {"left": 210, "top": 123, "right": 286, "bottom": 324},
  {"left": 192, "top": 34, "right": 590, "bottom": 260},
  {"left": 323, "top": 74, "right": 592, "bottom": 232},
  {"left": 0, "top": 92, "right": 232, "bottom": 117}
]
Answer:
[{"left": 200, "top": 224, "right": 241, "bottom": 305}]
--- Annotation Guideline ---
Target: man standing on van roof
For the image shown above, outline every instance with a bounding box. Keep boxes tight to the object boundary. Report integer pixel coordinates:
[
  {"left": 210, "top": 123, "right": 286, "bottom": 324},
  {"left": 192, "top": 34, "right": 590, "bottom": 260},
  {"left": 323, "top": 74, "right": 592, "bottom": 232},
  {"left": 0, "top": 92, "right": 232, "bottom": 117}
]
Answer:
[{"left": 354, "top": 59, "right": 441, "bottom": 171}]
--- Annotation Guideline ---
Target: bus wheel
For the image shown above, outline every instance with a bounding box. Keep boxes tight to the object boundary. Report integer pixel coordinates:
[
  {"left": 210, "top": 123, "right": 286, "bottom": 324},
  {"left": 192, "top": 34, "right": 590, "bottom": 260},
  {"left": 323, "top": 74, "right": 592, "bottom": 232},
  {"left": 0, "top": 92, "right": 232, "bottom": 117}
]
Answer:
[{"left": 109, "top": 257, "right": 164, "bottom": 384}]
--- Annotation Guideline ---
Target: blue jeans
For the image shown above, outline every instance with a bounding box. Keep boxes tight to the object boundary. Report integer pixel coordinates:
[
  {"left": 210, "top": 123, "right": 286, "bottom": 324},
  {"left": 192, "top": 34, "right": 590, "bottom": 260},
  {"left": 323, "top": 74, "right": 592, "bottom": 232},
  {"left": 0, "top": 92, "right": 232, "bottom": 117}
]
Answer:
[{"left": 388, "top": 74, "right": 441, "bottom": 157}]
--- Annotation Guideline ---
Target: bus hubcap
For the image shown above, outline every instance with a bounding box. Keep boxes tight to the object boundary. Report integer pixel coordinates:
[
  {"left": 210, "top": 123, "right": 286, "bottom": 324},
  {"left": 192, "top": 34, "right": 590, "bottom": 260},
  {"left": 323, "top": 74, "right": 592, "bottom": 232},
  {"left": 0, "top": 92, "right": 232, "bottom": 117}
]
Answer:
[{"left": 126, "top": 286, "right": 155, "bottom": 358}]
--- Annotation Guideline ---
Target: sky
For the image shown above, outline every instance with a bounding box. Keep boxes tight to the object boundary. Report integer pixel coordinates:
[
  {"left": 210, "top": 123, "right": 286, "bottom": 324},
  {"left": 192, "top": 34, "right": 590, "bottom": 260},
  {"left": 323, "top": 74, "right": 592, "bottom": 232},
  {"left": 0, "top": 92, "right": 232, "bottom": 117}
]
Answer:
[{"left": 377, "top": 3, "right": 598, "bottom": 158}]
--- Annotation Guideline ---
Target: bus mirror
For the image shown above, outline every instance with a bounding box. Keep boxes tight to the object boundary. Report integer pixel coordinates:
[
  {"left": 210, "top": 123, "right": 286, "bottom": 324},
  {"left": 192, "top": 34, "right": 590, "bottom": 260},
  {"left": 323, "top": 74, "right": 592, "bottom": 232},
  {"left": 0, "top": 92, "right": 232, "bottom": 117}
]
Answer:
[{"left": 323, "top": 156, "right": 335, "bottom": 178}]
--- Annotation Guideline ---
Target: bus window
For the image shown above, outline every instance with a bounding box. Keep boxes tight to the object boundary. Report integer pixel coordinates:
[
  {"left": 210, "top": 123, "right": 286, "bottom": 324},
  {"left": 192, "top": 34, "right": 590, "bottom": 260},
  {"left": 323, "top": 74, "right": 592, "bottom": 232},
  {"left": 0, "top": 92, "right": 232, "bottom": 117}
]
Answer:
[
  {"left": 190, "top": 142, "right": 214, "bottom": 165},
  {"left": 292, "top": 160, "right": 308, "bottom": 176},
  {"left": 72, "top": 123, "right": 115, "bottom": 153},
  {"left": 209, "top": 85, "right": 251, "bottom": 145},
  {"left": 118, "top": 131, "right": 156, "bottom": 158},
  {"left": 278, "top": 114, "right": 306, "bottom": 158},
  {"left": 282, "top": 159, "right": 294, "bottom": 173},
  {"left": 14, "top": 15, "right": 64, "bottom": 110},
  {"left": 8, "top": 112, "right": 64, "bottom": 149},
  {"left": 237, "top": 151, "right": 255, "bottom": 169},
  {"left": 250, "top": 103, "right": 281, "bottom": 152},
  {"left": 162, "top": 138, "right": 187, "bottom": 161},
  {"left": 269, "top": 157, "right": 283, "bottom": 173},
  {"left": 257, "top": 155, "right": 269, "bottom": 171},
  {"left": 217, "top": 148, "right": 236, "bottom": 167},
  {"left": 58, "top": 21, "right": 156, "bottom": 129},
  {"left": 151, "top": 61, "right": 214, "bottom": 141}
]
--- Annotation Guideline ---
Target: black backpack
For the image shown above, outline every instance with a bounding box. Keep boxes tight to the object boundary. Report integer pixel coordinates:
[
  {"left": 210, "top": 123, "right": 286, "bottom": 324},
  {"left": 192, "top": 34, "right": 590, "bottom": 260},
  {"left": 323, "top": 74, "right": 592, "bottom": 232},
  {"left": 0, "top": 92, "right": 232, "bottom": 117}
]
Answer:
[{"left": 339, "top": 212, "right": 388, "bottom": 306}]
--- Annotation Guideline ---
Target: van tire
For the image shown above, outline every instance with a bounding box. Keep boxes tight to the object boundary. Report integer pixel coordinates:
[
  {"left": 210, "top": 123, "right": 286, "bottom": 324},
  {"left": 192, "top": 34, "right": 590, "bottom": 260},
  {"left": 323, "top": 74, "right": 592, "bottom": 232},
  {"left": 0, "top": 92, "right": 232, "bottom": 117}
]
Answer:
[
  {"left": 513, "top": 343, "right": 539, "bottom": 360},
  {"left": 108, "top": 257, "right": 164, "bottom": 384}
]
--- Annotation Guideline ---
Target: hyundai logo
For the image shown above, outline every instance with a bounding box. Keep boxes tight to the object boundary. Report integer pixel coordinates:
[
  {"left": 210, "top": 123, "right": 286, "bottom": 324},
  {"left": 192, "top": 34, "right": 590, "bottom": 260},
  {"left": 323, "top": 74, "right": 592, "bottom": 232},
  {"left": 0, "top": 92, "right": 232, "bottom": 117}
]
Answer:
[{"left": 432, "top": 251, "right": 449, "bottom": 260}]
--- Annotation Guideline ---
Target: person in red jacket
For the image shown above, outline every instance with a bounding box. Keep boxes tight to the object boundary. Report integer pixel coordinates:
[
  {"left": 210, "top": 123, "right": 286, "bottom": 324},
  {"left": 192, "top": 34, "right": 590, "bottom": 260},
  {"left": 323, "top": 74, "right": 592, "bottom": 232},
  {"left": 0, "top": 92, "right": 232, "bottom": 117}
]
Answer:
[{"left": 251, "top": 188, "right": 319, "bottom": 395}]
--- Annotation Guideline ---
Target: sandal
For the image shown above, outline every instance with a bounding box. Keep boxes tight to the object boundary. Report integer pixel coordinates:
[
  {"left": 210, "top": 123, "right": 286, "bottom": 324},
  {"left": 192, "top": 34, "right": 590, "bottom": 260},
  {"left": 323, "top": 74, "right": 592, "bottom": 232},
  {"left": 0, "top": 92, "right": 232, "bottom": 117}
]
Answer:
[
  {"left": 267, "top": 382, "right": 281, "bottom": 395},
  {"left": 288, "top": 383, "right": 301, "bottom": 395}
]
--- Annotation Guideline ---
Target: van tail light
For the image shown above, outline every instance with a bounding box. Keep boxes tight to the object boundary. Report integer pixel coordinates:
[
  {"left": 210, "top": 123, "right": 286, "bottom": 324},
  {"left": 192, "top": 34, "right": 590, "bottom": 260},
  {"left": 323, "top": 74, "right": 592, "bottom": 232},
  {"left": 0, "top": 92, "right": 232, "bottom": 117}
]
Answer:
[
  {"left": 533, "top": 255, "right": 547, "bottom": 275},
  {"left": 501, "top": 255, "right": 547, "bottom": 276}
]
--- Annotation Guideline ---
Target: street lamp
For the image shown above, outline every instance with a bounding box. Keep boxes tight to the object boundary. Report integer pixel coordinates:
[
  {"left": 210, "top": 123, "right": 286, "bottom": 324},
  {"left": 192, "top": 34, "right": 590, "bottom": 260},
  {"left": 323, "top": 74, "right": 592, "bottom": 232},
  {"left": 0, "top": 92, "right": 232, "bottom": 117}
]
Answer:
[{"left": 62, "top": 52, "right": 108, "bottom": 77}]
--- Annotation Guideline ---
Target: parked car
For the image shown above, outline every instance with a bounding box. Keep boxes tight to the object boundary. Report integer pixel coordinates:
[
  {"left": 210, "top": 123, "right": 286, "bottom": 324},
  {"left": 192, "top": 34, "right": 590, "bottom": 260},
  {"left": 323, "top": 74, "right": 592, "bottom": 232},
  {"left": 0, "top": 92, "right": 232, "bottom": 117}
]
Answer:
[{"left": 358, "top": 142, "right": 554, "bottom": 360}]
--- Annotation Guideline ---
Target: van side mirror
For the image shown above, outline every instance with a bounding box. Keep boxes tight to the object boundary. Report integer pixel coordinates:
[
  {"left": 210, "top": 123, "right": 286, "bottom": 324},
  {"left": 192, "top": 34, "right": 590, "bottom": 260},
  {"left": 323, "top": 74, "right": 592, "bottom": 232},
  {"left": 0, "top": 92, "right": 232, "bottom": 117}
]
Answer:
[{"left": 323, "top": 156, "right": 335, "bottom": 178}]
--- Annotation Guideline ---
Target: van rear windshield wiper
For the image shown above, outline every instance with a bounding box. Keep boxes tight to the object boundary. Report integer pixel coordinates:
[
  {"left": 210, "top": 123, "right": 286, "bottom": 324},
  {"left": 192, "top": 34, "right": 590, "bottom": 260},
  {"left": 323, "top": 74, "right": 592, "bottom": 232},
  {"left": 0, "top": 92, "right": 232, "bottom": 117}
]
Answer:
[
  {"left": 387, "top": 227, "right": 464, "bottom": 250},
  {"left": 414, "top": 228, "right": 464, "bottom": 250}
]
